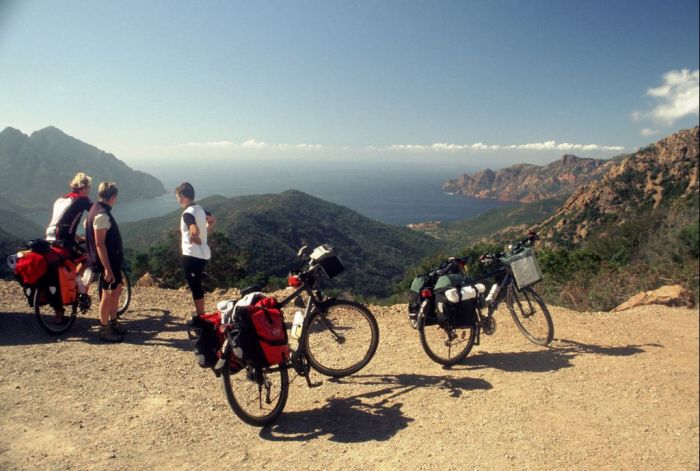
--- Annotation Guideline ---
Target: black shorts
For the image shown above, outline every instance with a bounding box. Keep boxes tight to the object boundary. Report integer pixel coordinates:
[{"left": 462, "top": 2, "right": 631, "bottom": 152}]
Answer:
[
  {"left": 98, "top": 268, "right": 123, "bottom": 292},
  {"left": 183, "top": 255, "right": 207, "bottom": 300}
]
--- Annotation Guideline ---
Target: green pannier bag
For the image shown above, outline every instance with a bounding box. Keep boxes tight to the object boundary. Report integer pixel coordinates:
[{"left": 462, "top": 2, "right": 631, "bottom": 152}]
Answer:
[
  {"left": 434, "top": 273, "right": 465, "bottom": 291},
  {"left": 410, "top": 275, "right": 428, "bottom": 293},
  {"left": 435, "top": 274, "right": 476, "bottom": 328}
]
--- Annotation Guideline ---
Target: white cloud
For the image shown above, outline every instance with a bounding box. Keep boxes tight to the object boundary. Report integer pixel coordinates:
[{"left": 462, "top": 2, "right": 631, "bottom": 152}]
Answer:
[
  {"left": 633, "top": 69, "right": 699, "bottom": 125},
  {"left": 471, "top": 142, "right": 501, "bottom": 151},
  {"left": 384, "top": 140, "right": 623, "bottom": 153},
  {"left": 278, "top": 143, "right": 324, "bottom": 151},
  {"left": 173, "top": 140, "right": 235, "bottom": 149},
  {"left": 388, "top": 144, "right": 429, "bottom": 152},
  {"left": 640, "top": 128, "right": 658, "bottom": 137},
  {"left": 165, "top": 139, "right": 324, "bottom": 153},
  {"left": 241, "top": 138, "right": 268, "bottom": 150}
]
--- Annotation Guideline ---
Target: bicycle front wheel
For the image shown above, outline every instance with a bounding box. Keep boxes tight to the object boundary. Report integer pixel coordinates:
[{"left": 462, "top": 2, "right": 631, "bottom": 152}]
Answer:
[
  {"left": 507, "top": 286, "right": 554, "bottom": 346},
  {"left": 97, "top": 269, "right": 131, "bottom": 317},
  {"left": 418, "top": 302, "right": 475, "bottom": 366},
  {"left": 222, "top": 360, "right": 289, "bottom": 427},
  {"left": 34, "top": 289, "right": 77, "bottom": 335},
  {"left": 304, "top": 299, "right": 379, "bottom": 377}
]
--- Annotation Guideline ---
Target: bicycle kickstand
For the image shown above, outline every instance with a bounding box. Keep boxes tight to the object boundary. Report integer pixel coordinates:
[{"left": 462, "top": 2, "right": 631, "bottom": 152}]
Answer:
[{"left": 299, "top": 354, "right": 322, "bottom": 388}]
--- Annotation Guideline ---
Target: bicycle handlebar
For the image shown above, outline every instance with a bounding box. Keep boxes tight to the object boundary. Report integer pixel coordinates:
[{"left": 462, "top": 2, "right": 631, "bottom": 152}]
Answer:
[{"left": 479, "top": 232, "right": 539, "bottom": 266}]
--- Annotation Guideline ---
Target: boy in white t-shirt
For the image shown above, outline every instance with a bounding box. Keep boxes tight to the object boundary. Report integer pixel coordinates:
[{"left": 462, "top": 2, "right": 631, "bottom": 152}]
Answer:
[{"left": 175, "top": 182, "right": 215, "bottom": 315}]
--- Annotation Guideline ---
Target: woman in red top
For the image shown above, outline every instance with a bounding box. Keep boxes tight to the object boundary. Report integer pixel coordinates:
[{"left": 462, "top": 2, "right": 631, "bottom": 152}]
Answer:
[{"left": 46, "top": 172, "right": 93, "bottom": 251}]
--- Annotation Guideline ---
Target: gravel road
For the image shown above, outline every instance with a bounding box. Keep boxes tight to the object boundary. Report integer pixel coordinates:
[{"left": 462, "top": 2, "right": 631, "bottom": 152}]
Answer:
[{"left": 0, "top": 280, "right": 697, "bottom": 470}]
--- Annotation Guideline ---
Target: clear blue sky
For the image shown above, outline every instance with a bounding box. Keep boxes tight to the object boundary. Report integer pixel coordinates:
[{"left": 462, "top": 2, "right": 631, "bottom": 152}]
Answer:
[{"left": 1, "top": 0, "right": 698, "bottom": 169}]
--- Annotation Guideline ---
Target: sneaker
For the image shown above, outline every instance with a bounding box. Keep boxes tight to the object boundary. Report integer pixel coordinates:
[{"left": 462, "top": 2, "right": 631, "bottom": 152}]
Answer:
[
  {"left": 98, "top": 325, "right": 123, "bottom": 343},
  {"left": 109, "top": 319, "right": 128, "bottom": 335}
]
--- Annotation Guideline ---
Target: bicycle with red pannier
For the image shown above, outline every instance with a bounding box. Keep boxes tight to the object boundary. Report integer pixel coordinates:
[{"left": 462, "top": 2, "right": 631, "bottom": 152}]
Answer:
[
  {"left": 7, "top": 239, "right": 91, "bottom": 334},
  {"left": 188, "top": 244, "right": 379, "bottom": 426},
  {"left": 7, "top": 239, "right": 132, "bottom": 334}
]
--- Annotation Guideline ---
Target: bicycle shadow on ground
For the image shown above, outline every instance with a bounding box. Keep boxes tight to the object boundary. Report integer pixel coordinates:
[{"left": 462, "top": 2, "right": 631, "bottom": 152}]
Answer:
[
  {"left": 0, "top": 308, "right": 191, "bottom": 351},
  {"left": 451, "top": 338, "right": 661, "bottom": 373},
  {"left": 259, "top": 373, "right": 491, "bottom": 443},
  {"left": 555, "top": 338, "right": 663, "bottom": 356}
]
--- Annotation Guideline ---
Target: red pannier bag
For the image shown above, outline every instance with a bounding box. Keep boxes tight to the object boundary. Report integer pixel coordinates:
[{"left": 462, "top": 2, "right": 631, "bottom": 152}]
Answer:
[
  {"left": 14, "top": 252, "right": 48, "bottom": 286},
  {"left": 57, "top": 259, "right": 78, "bottom": 305},
  {"left": 188, "top": 311, "right": 227, "bottom": 369},
  {"left": 243, "top": 297, "right": 290, "bottom": 367}
]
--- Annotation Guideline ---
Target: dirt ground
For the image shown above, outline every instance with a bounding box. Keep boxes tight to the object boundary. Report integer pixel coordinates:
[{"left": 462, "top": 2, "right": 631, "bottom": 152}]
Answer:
[{"left": 0, "top": 279, "right": 698, "bottom": 470}]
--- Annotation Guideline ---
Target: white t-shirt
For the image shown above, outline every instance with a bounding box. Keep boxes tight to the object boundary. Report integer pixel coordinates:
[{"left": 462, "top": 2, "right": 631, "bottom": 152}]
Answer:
[
  {"left": 93, "top": 213, "right": 111, "bottom": 230},
  {"left": 180, "top": 204, "right": 211, "bottom": 260}
]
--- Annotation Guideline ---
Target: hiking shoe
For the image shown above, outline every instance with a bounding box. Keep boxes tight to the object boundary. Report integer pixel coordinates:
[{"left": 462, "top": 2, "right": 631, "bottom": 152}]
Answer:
[
  {"left": 109, "top": 319, "right": 128, "bottom": 335},
  {"left": 98, "top": 325, "right": 123, "bottom": 343}
]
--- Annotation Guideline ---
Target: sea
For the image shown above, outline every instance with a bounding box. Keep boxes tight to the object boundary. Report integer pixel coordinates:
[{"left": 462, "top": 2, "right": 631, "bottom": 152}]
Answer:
[{"left": 26, "top": 160, "right": 512, "bottom": 228}]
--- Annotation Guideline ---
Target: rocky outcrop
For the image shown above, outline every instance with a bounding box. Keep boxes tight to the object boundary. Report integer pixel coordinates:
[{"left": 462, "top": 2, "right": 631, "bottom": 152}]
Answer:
[
  {"left": 535, "top": 127, "right": 699, "bottom": 244},
  {"left": 443, "top": 155, "right": 612, "bottom": 203},
  {"left": 136, "top": 273, "right": 157, "bottom": 288},
  {"left": 613, "top": 285, "right": 695, "bottom": 311}
]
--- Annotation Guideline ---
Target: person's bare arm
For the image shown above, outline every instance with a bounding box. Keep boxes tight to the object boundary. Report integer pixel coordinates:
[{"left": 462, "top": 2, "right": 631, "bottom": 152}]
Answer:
[
  {"left": 206, "top": 213, "right": 216, "bottom": 231},
  {"left": 189, "top": 223, "right": 201, "bottom": 245},
  {"left": 94, "top": 227, "right": 114, "bottom": 282}
]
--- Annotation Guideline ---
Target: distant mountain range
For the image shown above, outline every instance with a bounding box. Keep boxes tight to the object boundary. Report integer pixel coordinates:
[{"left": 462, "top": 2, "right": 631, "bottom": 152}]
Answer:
[
  {"left": 443, "top": 154, "right": 615, "bottom": 203},
  {"left": 121, "top": 190, "right": 442, "bottom": 298},
  {"left": 0, "top": 126, "right": 166, "bottom": 211}
]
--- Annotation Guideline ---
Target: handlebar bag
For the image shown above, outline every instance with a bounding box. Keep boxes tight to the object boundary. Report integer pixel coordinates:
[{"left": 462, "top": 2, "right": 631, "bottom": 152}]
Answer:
[
  {"left": 503, "top": 248, "right": 543, "bottom": 289},
  {"left": 310, "top": 244, "right": 345, "bottom": 278},
  {"left": 237, "top": 297, "right": 290, "bottom": 367}
]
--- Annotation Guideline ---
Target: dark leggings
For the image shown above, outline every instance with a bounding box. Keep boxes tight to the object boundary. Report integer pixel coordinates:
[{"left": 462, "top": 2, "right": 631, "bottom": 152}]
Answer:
[{"left": 183, "top": 256, "right": 207, "bottom": 300}]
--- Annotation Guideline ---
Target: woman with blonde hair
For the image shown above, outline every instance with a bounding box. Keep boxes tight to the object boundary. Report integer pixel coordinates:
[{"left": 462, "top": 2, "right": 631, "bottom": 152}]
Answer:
[{"left": 46, "top": 171, "right": 93, "bottom": 250}]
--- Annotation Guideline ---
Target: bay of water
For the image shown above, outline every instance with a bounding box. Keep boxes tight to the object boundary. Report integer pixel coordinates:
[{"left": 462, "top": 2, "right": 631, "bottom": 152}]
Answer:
[{"left": 27, "top": 161, "right": 511, "bottom": 228}]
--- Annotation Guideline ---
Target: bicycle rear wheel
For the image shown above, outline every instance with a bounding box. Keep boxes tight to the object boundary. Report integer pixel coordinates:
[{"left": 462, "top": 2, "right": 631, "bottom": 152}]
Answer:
[
  {"left": 507, "top": 286, "right": 554, "bottom": 346},
  {"left": 222, "top": 360, "right": 289, "bottom": 427},
  {"left": 34, "top": 289, "right": 77, "bottom": 335},
  {"left": 418, "top": 302, "right": 476, "bottom": 366},
  {"left": 96, "top": 269, "right": 131, "bottom": 317},
  {"left": 304, "top": 299, "right": 379, "bottom": 378}
]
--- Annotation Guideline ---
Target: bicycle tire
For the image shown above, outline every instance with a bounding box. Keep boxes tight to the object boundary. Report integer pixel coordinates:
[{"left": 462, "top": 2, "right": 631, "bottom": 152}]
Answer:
[
  {"left": 222, "top": 359, "right": 289, "bottom": 427},
  {"left": 507, "top": 285, "right": 554, "bottom": 346},
  {"left": 34, "top": 289, "right": 77, "bottom": 335},
  {"left": 304, "top": 299, "right": 379, "bottom": 378},
  {"left": 97, "top": 269, "right": 131, "bottom": 317},
  {"left": 417, "top": 301, "right": 476, "bottom": 366}
]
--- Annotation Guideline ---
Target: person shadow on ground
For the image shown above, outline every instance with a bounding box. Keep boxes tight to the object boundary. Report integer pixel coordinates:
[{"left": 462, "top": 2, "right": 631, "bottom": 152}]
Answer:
[{"left": 0, "top": 308, "right": 192, "bottom": 351}]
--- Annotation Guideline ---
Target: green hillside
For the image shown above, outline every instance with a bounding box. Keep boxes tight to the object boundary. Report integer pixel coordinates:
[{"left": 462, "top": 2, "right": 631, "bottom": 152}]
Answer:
[
  {"left": 0, "top": 195, "right": 44, "bottom": 241},
  {"left": 0, "top": 126, "right": 166, "bottom": 211},
  {"left": 410, "top": 197, "right": 564, "bottom": 251},
  {"left": 121, "top": 190, "right": 441, "bottom": 298},
  {"left": 523, "top": 127, "right": 699, "bottom": 310}
]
